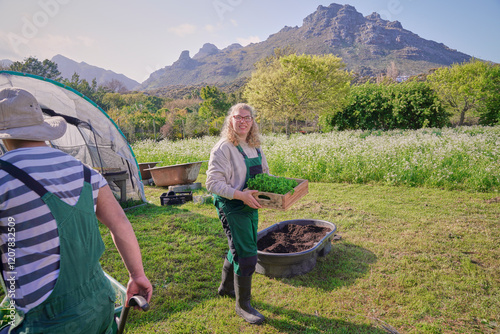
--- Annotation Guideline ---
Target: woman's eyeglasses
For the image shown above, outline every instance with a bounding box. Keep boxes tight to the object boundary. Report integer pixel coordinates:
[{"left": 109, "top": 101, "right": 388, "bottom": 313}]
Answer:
[{"left": 233, "top": 115, "right": 253, "bottom": 122}]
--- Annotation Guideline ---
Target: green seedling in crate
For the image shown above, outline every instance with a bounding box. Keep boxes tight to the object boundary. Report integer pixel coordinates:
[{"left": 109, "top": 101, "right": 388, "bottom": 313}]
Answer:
[{"left": 246, "top": 173, "right": 298, "bottom": 195}]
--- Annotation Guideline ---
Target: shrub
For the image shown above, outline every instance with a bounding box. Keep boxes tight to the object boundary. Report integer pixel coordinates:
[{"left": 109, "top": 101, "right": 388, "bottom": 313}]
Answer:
[{"left": 329, "top": 81, "right": 450, "bottom": 130}]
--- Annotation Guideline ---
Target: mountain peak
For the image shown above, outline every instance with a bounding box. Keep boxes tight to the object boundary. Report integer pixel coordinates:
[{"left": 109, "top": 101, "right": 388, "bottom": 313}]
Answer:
[
  {"left": 303, "top": 3, "right": 343, "bottom": 27},
  {"left": 193, "top": 43, "right": 220, "bottom": 59},
  {"left": 366, "top": 12, "right": 382, "bottom": 21},
  {"left": 366, "top": 12, "right": 403, "bottom": 29},
  {"left": 172, "top": 51, "right": 199, "bottom": 70},
  {"left": 223, "top": 43, "right": 243, "bottom": 52},
  {"left": 301, "top": 3, "right": 365, "bottom": 41}
]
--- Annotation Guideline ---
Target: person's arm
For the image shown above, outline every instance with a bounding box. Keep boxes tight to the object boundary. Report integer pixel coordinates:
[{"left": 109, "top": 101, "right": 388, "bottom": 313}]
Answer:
[
  {"left": 95, "top": 185, "right": 152, "bottom": 306},
  {"left": 233, "top": 189, "right": 262, "bottom": 209},
  {"left": 207, "top": 143, "right": 264, "bottom": 209}
]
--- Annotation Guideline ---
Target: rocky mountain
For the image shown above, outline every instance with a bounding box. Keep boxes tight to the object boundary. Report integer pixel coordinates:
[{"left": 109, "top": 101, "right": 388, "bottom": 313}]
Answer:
[
  {"left": 51, "top": 55, "right": 140, "bottom": 91},
  {"left": 138, "top": 3, "right": 472, "bottom": 91},
  {"left": 0, "top": 59, "right": 13, "bottom": 68},
  {"left": 1, "top": 56, "right": 138, "bottom": 91}
]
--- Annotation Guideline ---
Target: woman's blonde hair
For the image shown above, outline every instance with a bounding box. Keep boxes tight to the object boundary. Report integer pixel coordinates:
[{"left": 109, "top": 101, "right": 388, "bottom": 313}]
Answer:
[{"left": 221, "top": 103, "right": 261, "bottom": 147}]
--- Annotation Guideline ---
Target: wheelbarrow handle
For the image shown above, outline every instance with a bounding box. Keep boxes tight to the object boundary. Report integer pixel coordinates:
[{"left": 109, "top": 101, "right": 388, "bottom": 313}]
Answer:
[
  {"left": 116, "top": 295, "right": 149, "bottom": 334},
  {"left": 129, "top": 295, "right": 150, "bottom": 311}
]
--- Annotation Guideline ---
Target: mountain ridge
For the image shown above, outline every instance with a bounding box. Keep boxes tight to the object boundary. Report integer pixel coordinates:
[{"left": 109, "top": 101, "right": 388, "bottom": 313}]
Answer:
[
  {"left": 2, "top": 3, "right": 483, "bottom": 93},
  {"left": 51, "top": 55, "right": 140, "bottom": 91},
  {"left": 138, "top": 3, "right": 473, "bottom": 90}
]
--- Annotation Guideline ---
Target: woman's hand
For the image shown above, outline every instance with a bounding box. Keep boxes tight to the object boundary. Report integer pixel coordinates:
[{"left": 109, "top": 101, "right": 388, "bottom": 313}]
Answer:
[{"left": 234, "top": 189, "right": 262, "bottom": 209}]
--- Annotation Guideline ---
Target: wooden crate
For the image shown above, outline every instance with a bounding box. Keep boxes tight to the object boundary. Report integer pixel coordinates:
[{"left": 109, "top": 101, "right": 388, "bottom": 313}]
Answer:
[{"left": 250, "top": 178, "right": 308, "bottom": 210}]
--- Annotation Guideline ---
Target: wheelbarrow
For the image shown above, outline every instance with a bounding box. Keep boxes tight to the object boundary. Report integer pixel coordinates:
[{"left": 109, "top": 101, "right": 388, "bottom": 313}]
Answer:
[
  {"left": 0, "top": 272, "right": 149, "bottom": 334},
  {"left": 105, "top": 272, "right": 150, "bottom": 334}
]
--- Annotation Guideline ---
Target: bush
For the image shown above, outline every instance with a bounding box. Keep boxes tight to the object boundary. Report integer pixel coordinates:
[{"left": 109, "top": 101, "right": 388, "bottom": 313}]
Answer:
[
  {"left": 478, "top": 65, "right": 500, "bottom": 126},
  {"left": 328, "top": 81, "right": 450, "bottom": 130}
]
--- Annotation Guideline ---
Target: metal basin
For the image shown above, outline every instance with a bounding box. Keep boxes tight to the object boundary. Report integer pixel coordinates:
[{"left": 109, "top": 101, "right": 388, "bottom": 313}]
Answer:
[
  {"left": 256, "top": 219, "right": 337, "bottom": 278},
  {"left": 145, "top": 161, "right": 204, "bottom": 187},
  {"left": 138, "top": 162, "right": 160, "bottom": 180}
]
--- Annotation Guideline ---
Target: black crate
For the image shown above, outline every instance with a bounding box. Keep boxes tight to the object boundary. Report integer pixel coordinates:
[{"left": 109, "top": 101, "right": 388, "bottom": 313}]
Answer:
[{"left": 160, "top": 191, "right": 193, "bottom": 206}]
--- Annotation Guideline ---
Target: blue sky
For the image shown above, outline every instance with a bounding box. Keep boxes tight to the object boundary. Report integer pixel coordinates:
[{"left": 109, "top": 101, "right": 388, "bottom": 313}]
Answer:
[{"left": 1, "top": 0, "right": 498, "bottom": 83}]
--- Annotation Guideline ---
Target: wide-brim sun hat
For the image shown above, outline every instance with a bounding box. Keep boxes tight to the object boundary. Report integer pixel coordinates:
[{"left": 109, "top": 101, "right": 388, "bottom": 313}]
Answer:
[{"left": 0, "top": 87, "right": 67, "bottom": 141}]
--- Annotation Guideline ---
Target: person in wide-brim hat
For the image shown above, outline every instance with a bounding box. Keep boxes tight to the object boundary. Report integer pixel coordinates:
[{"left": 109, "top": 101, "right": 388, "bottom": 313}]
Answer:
[
  {"left": 0, "top": 86, "right": 152, "bottom": 333},
  {"left": 0, "top": 87, "right": 67, "bottom": 141}
]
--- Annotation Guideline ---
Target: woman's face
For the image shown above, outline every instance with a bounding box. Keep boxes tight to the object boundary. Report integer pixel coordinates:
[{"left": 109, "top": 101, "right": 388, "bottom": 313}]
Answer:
[{"left": 231, "top": 108, "right": 253, "bottom": 140}]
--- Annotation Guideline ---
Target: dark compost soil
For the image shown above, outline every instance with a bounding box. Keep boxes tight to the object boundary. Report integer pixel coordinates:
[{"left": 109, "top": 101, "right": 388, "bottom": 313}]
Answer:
[{"left": 257, "top": 224, "right": 332, "bottom": 253}]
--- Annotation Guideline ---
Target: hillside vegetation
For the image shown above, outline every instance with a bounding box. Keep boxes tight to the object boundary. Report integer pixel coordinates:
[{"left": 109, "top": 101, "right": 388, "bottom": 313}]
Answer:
[{"left": 6, "top": 54, "right": 499, "bottom": 143}]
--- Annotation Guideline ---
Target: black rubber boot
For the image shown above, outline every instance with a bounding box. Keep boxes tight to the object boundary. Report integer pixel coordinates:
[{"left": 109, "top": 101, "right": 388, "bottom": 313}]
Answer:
[
  {"left": 217, "top": 258, "right": 235, "bottom": 297},
  {"left": 234, "top": 274, "right": 265, "bottom": 325}
]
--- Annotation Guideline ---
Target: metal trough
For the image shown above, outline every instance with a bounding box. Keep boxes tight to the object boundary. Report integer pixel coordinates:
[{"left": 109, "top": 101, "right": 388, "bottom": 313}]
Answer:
[
  {"left": 256, "top": 219, "right": 337, "bottom": 278},
  {"left": 145, "top": 161, "right": 205, "bottom": 187},
  {"left": 138, "top": 162, "right": 160, "bottom": 180}
]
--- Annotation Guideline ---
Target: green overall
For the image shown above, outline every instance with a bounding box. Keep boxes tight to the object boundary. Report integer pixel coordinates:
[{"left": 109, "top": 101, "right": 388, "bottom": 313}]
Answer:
[
  {"left": 0, "top": 161, "right": 115, "bottom": 334},
  {"left": 213, "top": 145, "right": 263, "bottom": 276}
]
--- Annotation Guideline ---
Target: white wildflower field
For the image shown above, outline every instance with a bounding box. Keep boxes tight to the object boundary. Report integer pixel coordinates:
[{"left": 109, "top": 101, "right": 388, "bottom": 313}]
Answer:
[{"left": 132, "top": 126, "right": 500, "bottom": 192}]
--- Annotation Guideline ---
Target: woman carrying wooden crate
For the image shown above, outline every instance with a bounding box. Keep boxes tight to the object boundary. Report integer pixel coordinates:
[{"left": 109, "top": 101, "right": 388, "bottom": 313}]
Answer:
[{"left": 206, "top": 103, "right": 270, "bottom": 325}]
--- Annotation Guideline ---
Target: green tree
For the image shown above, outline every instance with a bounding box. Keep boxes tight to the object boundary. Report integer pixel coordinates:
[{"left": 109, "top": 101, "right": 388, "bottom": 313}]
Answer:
[
  {"left": 198, "top": 86, "right": 231, "bottom": 121},
  {"left": 102, "top": 92, "right": 127, "bottom": 110},
  {"left": 327, "top": 81, "right": 449, "bottom": 131},
  {"left": 160, "top": 108, "right": 189, "bottom": 140},
  {"left": 327, "top": 83, "right": 391, "bottom": 131},
  {"left": 477, "top": 64, "right": 500, "bottom": 125},
  {"left": 105, "top": 92, "right": 172, "bottom": 142},
  {"left": 130, "top": 101, "right": 165, "bottom": 141},
  {"left": 198, "top": 86, "right": 231, "bottom": 134},
  {"left": 184, "top": 111, "right": 207, "bottom": 138},
  {"left": 144, "top": 95, "right": 164, "bottom": 110},
  {"left": 61, "top": 73, "right": 109, "bottom": 109},
  {"left": 389, "top": 81, "right": 449, "bottom": 129},
  {"left": 9, "top": 56, "right": 61, "bottom": 80},
  {"left": 427, "top": 58, "right": 495, "bottom": 126},
  {"left": 244, "top": 52, "right": 351, "bottom": 135}
]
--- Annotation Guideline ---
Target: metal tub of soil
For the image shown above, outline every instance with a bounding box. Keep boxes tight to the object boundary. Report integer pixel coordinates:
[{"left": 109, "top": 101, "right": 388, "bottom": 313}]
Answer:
[{"left": 256, "top": 219, "right": 337, "bottom": 278}]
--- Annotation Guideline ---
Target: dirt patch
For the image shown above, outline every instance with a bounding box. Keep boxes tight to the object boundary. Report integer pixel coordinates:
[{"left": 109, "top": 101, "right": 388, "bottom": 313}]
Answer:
[
  {"left": 291, "top": 200, "right": 325, "bottom": 214},
  {"left": 257, "top": 224, "right": 332, "bottom": 253},
  {"left": 485, "top": 197, "right": 500, "bottom": 204}
]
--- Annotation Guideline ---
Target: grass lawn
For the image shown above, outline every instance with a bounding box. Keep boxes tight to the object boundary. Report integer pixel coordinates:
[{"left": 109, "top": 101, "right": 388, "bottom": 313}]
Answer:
[{"left": 100, "top": 174, "right": 500, "bottom": 333}]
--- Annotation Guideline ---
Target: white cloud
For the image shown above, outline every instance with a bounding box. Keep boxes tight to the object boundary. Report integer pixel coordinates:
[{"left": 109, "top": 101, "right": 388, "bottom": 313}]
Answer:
[
  {"left": 204, "top": 22, "right": 226, "bottom": 33},
  {"left": 0, "top": 32, "right": 19, "bottom": 59},
  {"left": 75, "top": 36, "right": 94, "bottom": 48},
  {"left": 230, "top": 19, "right": 238, "bottom": 27},
  {"left": 0, "top": 31, "right": 96, "bottom": 61},
  {"left": 236, "top": 35, "right": 261, "bottom": 46},
  {"left": 43, "top": 34, "right": 94, "bottom": 48},
  {"left": 204, "top": 24, "right": 217, "bottom": 33},
  {"left": 32, "top": 34, "right": 96, "bottom": 59},
  {"left": 167, "top": 24, "right": 197, "bottom": 37}
]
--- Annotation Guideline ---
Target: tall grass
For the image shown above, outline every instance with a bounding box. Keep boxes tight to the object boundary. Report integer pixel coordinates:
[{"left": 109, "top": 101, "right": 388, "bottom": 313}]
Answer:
[
  {"left": 133, "top": 136, "right": 219, "bottom": 166},
  {"left": 132, "top": 126, "right": 500, "bottom": 192}
]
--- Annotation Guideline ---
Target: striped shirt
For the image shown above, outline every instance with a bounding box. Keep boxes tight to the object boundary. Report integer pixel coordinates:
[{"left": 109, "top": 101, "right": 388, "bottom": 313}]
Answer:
[{"left": 0, "top": 146, "right": 107, "bottom": 313}]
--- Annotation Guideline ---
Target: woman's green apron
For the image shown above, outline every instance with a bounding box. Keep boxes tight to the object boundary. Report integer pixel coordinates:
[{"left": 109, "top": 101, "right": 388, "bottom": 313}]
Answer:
[
  {"left": 213, "top": 145, "right": 263, "bottom": 276},
  {"left": 0, "top": 161, "right": 115, "bottom": 334}
]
